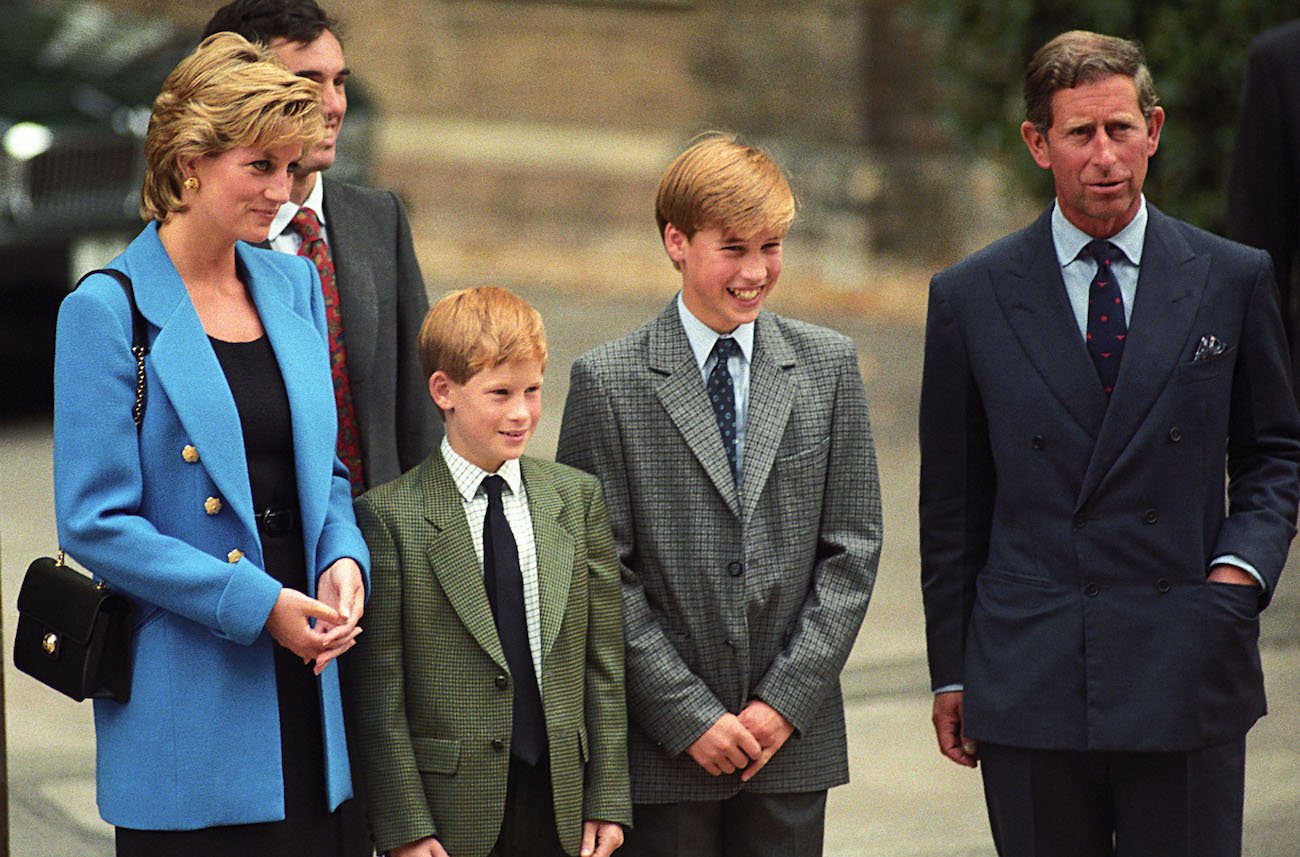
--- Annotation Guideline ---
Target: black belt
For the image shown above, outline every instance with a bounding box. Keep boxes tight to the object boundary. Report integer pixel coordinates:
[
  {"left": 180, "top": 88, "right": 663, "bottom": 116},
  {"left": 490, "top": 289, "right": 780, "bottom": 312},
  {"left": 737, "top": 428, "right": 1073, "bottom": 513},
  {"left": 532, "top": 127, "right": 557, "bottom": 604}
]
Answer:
[{"left": 254, "top": 507, "right": 298, "bottom": 535}]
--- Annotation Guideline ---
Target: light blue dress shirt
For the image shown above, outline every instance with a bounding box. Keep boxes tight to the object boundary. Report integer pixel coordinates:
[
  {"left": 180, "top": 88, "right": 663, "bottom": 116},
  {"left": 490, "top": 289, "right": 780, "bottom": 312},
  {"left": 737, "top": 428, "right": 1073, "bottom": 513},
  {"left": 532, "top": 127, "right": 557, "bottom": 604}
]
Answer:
[{"left": 676, "top": 293, "right": 754, "bottom": 491}]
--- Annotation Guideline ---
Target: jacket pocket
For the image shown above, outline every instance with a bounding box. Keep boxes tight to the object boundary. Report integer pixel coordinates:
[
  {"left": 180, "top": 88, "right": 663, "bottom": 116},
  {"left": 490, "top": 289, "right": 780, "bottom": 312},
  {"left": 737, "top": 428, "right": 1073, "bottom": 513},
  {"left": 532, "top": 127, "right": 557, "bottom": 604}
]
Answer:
[{"left": 412, "top": 736, "right": 461, "bottom": 775}]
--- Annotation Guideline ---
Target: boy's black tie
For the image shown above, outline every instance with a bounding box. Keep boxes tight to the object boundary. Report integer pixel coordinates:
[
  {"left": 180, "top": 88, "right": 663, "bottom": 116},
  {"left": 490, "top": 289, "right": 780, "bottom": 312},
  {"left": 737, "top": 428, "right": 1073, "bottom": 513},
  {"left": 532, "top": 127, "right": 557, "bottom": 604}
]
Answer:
[
  {"left": 482, "top": 475, "right": 545, "bottom": 764},
  {"left": 707, "top": 337, "right": 740, "bottom": 484}
]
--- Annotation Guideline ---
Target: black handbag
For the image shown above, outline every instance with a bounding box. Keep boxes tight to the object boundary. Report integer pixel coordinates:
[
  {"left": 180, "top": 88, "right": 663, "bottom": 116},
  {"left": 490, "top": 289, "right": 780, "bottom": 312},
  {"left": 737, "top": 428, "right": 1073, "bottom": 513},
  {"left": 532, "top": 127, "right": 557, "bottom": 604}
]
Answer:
[
  {"left": 14, "top": 553, "right": 134, "bottom": 702},
  {"left": 13, "top": 268, "right": 146, "bottom": 703}
]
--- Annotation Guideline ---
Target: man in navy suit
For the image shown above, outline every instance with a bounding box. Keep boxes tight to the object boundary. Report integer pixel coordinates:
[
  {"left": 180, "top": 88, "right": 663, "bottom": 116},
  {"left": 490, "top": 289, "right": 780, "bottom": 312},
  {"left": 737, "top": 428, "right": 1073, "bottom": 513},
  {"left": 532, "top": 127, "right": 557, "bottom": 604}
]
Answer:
[
  {"left": 1228, "top": 19, "right": 1300, "bottom": 400},
  {"left": 920, "top": 30, "right": 1300, "bottom": 857}
]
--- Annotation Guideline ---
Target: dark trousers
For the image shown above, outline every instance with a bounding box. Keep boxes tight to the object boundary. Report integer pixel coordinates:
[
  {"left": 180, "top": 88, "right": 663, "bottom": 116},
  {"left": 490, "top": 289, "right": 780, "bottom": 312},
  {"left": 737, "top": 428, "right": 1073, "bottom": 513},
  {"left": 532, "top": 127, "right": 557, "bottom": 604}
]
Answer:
[
  {"left": 619, "top": 790, "right": 827, "bottom": 857},
  {"left": 491, "top": 755, "right": 568, "bottom": 857},
  {"left": 979, "top": 737, "right": 1247, "bottom": 857}
]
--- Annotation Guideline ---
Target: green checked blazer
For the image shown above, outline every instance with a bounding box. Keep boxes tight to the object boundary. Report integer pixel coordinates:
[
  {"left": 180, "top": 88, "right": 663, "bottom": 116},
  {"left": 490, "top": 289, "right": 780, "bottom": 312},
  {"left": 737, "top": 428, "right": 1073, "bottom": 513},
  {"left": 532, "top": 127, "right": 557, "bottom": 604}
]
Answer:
[{"left": 350, "top": 452, "right": 630, "bottom": 857}]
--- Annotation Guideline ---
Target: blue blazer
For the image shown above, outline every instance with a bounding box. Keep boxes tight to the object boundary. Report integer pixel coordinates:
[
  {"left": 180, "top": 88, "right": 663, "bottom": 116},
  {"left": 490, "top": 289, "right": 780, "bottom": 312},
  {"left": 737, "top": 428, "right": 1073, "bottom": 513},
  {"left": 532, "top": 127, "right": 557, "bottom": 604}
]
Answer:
[
  {"left": 920, "top": 204, "right": 1300, "bottom": 753},
  {"left": 53, "top": 222, "right": 370, "bottom": 829}
]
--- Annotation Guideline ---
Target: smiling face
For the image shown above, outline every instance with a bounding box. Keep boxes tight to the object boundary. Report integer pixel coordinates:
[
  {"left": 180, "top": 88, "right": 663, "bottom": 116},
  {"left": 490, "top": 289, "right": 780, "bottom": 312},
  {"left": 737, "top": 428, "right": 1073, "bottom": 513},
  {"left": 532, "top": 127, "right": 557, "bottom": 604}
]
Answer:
[
  {"left": 665, "top": 223, "right": 784, "bottom": 333},
  {"left": 182, "top": 141, "right": 303, "bottom": 243},
  {"left": 1021, "top": 74, "right": 1164, "bottom": 238},
  {"left": 269, "top": 29, "right": 348, "bottom": 175},
  {"left": 431, "top": 359, "right": 543, "bottom": 472}
]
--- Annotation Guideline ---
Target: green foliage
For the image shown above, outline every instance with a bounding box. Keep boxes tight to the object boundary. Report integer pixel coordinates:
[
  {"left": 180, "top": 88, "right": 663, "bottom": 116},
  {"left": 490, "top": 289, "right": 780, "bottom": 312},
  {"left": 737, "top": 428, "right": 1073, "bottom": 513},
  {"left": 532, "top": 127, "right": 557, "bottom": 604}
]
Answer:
[{"left": 920, "top": 0, "right": 1299, "bottom": 232}]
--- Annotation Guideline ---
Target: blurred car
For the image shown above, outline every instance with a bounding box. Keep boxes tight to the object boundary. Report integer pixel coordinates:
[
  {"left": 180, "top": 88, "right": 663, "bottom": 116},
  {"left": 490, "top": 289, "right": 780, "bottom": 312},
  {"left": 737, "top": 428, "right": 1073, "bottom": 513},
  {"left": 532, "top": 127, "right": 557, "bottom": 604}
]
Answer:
[
  {"left": 0, "top": 0, "right": 375, "bottom": 412},
  {"left": 0, "top": 0, "right": 374, "bottom": 287}
]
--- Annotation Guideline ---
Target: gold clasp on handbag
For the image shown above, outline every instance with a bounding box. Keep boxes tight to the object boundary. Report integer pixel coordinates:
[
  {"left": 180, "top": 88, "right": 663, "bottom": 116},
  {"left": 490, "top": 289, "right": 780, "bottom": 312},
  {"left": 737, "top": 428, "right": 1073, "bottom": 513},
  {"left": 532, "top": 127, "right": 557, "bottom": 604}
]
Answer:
[{"left": 42, "top": 632, "right": 58, "bottom": 656}]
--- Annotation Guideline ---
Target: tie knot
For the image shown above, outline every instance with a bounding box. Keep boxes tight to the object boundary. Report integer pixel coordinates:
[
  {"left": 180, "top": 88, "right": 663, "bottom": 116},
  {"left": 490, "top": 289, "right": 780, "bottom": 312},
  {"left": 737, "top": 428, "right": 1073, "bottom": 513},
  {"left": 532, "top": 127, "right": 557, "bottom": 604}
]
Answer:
[
  {"left": 1085, "top": 240, "right": 1121, "bottom": 267},
  {"left": 291, "top": 207, "right": 323, "bottom": 242},
  {"left": 711, "top": 337, "right": 739, "bottom": 363},
  {"left": 482, "top": 474, "right": 507, "bottom": 501}
]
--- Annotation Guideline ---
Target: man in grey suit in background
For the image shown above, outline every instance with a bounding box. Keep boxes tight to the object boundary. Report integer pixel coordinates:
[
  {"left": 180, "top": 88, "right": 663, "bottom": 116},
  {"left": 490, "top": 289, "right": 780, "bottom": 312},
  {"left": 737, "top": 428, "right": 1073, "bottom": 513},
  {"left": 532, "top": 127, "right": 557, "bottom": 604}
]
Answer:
[
  {"left": 204, "top": 0, "right": 438, "bottom": 493},
  {"left": 557, "top": 134, "right": 881, "bottom": 857}
]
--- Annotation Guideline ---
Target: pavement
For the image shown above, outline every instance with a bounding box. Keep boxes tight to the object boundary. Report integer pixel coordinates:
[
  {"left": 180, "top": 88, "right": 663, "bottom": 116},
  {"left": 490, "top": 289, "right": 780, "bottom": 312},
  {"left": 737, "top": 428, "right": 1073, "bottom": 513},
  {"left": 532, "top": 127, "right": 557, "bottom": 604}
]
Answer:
[{"left": 1, "top": 283, "right": 1296, "bottom": 855}]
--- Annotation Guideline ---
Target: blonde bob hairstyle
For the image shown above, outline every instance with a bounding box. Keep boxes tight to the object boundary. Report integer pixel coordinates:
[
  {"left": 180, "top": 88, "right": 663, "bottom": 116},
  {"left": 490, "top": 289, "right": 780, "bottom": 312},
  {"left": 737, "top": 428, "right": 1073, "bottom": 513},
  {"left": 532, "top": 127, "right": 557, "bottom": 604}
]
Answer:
[
  {"left": 140, "top": 32, "right": 324, "bottom": 222},
  {"left": 418, "top": 287, "right": 549, "bottom": 389},
  {"left": 654, "top": 132, "right": 796, "bottom": 242}
]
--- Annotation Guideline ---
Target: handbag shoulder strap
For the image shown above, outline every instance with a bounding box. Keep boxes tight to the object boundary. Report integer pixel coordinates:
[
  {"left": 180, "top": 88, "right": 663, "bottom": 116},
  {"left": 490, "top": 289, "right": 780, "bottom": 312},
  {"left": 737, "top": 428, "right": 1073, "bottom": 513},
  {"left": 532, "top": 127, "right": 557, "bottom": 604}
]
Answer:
[{"left": 73, "top": 268, "right": 148, "bottom": 428}]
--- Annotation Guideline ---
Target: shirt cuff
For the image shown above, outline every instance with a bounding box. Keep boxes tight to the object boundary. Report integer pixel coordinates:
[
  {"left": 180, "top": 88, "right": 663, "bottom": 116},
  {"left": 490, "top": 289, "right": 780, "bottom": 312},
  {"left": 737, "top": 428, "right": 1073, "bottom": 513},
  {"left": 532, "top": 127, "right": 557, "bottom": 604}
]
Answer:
[
  {"left": 1210, "top": 555, "right": 1267, "bottom": 591},
  {"left": 933, "top": 684, "right": 963, "bottom": 694}
]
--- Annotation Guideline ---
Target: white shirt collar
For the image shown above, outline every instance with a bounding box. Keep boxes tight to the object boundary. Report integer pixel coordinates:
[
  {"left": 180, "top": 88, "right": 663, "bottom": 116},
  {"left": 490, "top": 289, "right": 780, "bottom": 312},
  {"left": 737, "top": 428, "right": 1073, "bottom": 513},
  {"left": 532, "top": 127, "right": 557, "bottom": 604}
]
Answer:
[
  {"left": 269, "top": 172, "right": 327, "bottom": 241},
  {"left": 440, "top": 436, "right": 523, "bottom": 502},
  {"left": 675, "top": 292, "right": 755, "bottom": 370},
  {"left": 1051, "top": 195, "right": 1147, "bottom": 268}
]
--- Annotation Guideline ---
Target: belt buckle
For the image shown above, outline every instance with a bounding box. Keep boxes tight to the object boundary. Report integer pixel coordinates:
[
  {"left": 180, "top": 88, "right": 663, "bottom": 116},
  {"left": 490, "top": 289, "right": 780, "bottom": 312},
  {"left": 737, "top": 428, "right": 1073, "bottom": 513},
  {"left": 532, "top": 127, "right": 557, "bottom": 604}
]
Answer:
[{"left": 260, "top": 507, "right": 291, "bottom": 535}]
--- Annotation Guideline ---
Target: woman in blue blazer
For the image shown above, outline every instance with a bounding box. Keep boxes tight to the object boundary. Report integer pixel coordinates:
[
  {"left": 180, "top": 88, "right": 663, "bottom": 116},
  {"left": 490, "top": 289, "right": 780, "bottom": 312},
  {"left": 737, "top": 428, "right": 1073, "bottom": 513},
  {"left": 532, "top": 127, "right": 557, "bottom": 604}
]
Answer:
[{"left": 53, "top": 33, "right": 370, "bottom": 856}]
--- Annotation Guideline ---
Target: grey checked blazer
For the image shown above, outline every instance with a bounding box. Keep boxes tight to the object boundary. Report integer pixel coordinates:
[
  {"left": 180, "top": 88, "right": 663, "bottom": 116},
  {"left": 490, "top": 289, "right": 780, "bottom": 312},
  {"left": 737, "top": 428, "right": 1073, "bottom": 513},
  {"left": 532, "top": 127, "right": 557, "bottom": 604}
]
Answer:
[
  {"left": 557, "top": 299, "right": 882, "bottom": 801},
  {"left": 321, "top": 179, "right": 439, "bottom": 488}
]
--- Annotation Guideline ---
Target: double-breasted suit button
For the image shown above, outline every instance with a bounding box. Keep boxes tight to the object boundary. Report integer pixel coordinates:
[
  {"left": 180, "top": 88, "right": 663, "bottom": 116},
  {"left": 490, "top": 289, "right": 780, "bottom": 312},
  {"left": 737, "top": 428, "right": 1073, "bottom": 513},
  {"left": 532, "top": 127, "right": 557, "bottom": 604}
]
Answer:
[
  {"left": 495, "top": 674, "right": 508, "bottom": 689},
  {"left": 1083, "top": 582, "right": 1101, "bottom": 597},
  {"left": 1031, "top": 435, "right": 1045, "bottom": 450},
  {"left": 491, "top": 738, "right": 505, "bottom": 752},
  {"left": 181, "top": 444, "right": 200, "bottom": 463},
  {"left": 1168, "top": 427, "right": 1182, "bottom": 443},
  {"left": 204, "top": 496, "right": 223, "bottom": 515},
  {"left": 1143, "top": 508, "right": 1158, "bottom": 524},
  {"left": 727, "top": 561, "right": 744, "bottom": 577},
  {"left": 227, "top": 549, "right": 244, "bottom": 563},
  {"left": 1156, "top": 578, "right": 1171, "bottom": 593}
]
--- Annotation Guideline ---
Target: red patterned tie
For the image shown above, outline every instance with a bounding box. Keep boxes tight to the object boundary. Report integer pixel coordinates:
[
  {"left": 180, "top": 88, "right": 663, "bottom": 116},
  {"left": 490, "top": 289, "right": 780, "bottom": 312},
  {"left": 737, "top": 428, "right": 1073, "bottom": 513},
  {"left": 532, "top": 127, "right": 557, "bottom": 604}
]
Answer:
[{"left": 292, "top": 207, "right": 365, "bottom": 495}]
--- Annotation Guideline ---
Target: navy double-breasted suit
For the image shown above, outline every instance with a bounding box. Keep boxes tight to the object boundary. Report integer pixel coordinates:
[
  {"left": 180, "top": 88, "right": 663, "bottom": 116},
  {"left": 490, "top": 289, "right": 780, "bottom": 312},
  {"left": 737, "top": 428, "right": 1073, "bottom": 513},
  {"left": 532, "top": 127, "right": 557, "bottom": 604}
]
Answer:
[{"left": 920, "top": 203, "right": 1300, "bottom": 753}]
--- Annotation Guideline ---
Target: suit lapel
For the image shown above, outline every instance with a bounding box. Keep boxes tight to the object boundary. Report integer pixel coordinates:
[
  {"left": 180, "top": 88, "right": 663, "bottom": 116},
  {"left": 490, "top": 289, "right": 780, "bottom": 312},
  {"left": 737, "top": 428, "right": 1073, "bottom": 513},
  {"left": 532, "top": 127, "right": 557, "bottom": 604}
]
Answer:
[
  {"left": 521, "top": 458, "right": 576, "bottom": 668},
  {"left": 241, "top": 243, "right": 338, "bottom": 556},
  {"left": 740, "top": 311, "right": 796, "bottom": 522},
  {"left": 993, "top": 208, "right": 1108, "bottom": 439},
  {"left": 649, "top": 301, "right": 743, "bottom": 517},
  {"left": 420, "top": 455, "right": 509, "bottom": 670},
  {"left": 320, "top": 180, "right": 379, "bottom": 382},
  {"left": 129, "top": 225, "right": 257, "bottom": 537},
  {"left": 1078, "top": 207, "right": 1204, "bottom": 504}
]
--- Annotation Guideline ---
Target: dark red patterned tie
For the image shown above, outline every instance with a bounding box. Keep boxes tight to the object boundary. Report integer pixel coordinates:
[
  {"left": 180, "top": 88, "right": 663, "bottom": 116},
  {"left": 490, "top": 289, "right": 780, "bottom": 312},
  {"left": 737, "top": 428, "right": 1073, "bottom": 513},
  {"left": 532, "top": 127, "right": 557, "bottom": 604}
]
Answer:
[
  {"left": 292, "top": 207, "right": 365, "bottom": 495},
  {"left": 1085, "top": 240, "right": 1127, "bottom": 396}
]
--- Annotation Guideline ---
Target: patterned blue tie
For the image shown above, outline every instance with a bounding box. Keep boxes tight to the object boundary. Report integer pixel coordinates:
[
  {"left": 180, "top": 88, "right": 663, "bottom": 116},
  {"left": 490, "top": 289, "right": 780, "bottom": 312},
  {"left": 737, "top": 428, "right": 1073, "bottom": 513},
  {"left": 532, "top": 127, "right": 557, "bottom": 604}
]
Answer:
[
  {"left": 1085, "top": 240, "right": 1127, "bottom": 395},
  {"left": 707, "top": 337, "right": 740, "bottom": 484}
]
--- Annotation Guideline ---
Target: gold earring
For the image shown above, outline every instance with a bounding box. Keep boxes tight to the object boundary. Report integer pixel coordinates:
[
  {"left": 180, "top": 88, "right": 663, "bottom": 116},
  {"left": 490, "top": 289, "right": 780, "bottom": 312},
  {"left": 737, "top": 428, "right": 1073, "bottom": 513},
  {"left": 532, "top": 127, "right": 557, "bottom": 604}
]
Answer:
[{"left": 183, "top": 177, "right": 199, "bottom": 191}]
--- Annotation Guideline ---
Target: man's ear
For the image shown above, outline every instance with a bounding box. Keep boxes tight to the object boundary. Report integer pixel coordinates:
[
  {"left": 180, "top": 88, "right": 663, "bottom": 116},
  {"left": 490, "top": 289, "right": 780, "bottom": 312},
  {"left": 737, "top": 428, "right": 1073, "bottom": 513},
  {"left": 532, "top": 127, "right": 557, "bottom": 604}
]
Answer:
[{"left": 1020, "top": 121, "right": 1052, "bottom": 170}]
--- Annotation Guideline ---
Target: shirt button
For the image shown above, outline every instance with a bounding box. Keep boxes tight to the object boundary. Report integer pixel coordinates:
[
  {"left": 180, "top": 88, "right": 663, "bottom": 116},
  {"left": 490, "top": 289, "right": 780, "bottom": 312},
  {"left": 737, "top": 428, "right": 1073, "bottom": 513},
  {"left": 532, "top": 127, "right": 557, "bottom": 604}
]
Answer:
[
  {"left": 1143, "top": 509, "right": 1158, "bottom": 524},
  {"left": 491, "top": 739, "right": 505, "bottom": 752},
  {"left": 1156, "top": 578, "right": 1171, "bottom": 594},
  {"left": 1168, "top": 427, "right": 1182, "bottom": 443},
  {"left": 495, "top": 674, "right": 508, "bottom": 690},
  {"left": 1031, "top": 435, "right": 1045, "bottom": 450},
  {"left": 1083, "top": 582, "right": 1101, "bottom": 597},
  {"left": 727, "top": 561, "right": 744, "bottom": 577}
]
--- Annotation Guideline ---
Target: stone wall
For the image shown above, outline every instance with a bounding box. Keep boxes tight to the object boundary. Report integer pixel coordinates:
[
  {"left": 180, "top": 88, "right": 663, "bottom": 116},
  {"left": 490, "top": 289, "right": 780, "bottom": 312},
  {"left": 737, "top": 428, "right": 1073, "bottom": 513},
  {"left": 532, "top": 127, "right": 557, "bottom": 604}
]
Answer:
[{"left": 98, "top": 0, "right": 1020, "bottom": 315}]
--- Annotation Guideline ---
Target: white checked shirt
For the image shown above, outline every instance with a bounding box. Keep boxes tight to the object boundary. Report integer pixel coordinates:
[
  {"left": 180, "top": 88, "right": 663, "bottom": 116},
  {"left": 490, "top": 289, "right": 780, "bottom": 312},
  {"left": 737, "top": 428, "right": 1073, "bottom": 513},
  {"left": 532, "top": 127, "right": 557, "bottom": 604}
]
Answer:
[{"left": 441, "top": 438, "right": 544, "bottom": 687}]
